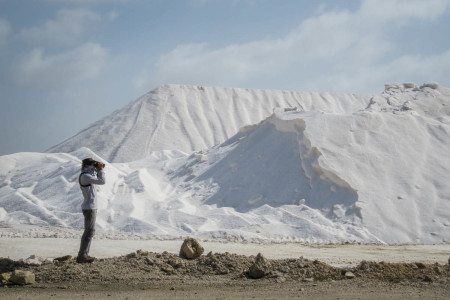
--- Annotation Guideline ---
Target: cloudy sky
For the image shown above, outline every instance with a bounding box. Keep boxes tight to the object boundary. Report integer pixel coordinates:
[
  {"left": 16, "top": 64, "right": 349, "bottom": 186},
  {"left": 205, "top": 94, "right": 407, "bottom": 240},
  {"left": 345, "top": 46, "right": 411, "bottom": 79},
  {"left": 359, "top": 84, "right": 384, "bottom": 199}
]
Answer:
[{"left": 1, "top": 0, "right": 449, "bottom": 156}]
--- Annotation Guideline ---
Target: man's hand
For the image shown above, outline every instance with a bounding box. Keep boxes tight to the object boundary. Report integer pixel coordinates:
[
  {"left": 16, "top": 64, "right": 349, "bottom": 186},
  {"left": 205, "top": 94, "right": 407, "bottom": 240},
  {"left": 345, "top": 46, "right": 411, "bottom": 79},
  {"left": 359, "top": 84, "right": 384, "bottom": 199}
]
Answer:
[{"left": 96, "top": 162, "right": 105, "bottom": 171}]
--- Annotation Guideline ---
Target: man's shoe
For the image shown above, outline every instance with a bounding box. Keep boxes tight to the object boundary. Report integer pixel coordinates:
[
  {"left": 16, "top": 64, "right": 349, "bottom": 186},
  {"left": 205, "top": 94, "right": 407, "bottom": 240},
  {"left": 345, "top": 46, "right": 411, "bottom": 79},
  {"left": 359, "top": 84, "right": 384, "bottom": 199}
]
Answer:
[{"left": 76, "top": 256, "right": 95, "bottom": 263}]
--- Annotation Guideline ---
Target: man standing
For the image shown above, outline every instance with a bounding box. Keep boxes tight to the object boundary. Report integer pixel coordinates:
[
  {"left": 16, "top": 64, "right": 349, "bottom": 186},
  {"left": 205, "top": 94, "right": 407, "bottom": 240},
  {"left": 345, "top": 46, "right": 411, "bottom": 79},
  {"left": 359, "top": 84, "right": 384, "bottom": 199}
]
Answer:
[{"left": 77, "top": 158, "right": 105, "bottom": 263}]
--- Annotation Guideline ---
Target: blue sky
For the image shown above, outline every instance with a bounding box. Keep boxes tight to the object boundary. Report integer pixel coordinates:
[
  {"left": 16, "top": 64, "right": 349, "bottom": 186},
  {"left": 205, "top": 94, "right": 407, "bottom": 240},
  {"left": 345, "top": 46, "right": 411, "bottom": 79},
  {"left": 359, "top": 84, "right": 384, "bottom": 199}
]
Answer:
[{"left": 1, "top": 0, "right": 449, "bottom": 156}]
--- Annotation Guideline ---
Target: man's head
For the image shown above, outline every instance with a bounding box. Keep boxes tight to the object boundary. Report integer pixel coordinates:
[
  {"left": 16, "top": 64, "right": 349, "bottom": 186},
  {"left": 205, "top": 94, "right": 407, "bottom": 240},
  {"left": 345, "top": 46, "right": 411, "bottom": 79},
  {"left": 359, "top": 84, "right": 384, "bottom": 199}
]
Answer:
[
  {"left": 82, "top": 158, "right": 105, "bottom": 170},
  {"left": 82, "top": 158, "right": 95, "bottom": 169}
]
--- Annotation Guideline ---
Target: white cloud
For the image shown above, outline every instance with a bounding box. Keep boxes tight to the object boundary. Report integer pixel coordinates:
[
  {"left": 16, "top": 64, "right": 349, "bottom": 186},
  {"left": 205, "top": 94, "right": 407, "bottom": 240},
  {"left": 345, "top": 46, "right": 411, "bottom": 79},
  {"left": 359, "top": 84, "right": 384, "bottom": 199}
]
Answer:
[
  {"left": 375, "top": 50, "right": 450, "bottom": 84},
  {"left": 15, "top": 43, "right": 109, "bottom": 87},
  {"left": 312, "top": 50, "right": 450, "bottom": 93},
  {"left": 360, "top": 0, "right": 449, "bottom": 22},
  {"left": 139, "top": 0, "right": 449, "bottom": 93},
  {"left": 18, "top": 9, "right": 101, "bottom": 47},
  {"left": 0, "top": 19, "right": 10, "bottom": 46}
]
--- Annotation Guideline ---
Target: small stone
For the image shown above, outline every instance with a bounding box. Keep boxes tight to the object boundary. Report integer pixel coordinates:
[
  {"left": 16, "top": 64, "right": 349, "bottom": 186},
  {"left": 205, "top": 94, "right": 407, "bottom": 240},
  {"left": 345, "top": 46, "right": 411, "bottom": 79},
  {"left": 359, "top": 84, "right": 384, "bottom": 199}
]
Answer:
[
  {"left": 136, "top": 249, "right": 148, "bottom": 256},
  {"left": 145, "top": 257, "right": 154, "bottom": 266},
  {"left": 9, "top": 270, "right": 35, "bottom": 285},
  {"left": 53, "top": 255, "right": 72, "bottom": 262},
  {"left": 303, "top": 278, "right": 314, "bottom": 282},
  {"left": 168, "top": 258, "right": 182, "bottom": 268},
  {"left": 415, "top": 262, "right": 426, "bottom": 269},
  {"left": 271, "top": 272, "right": 283, "bottom": 278},
  {"left": 0, "top": 273, "right": 11, "bottom": 281},
  {"left": 345, "top": 271, "right": 356, "bottom": 279},
  {"left": 161, "top": 264, "right": 175, "bottom": 274},
  {"left": 23, "top": 255, "right": 42, "bottom": 265}
]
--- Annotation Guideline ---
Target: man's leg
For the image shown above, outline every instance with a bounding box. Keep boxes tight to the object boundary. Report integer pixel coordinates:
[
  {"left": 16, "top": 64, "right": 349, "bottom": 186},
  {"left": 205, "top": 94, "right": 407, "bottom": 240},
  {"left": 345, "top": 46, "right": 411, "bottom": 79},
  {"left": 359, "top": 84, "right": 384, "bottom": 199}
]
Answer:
[{"left": 77, "top": 209, "right": 96, "bottom": 262}]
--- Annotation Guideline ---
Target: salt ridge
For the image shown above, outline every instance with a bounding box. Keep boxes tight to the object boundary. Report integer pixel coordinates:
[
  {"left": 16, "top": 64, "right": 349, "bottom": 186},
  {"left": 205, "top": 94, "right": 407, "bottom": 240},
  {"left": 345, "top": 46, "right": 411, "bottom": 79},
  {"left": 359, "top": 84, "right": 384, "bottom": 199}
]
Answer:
[{"left": 47, "top": 85, "right": 371, "bottom": 163}]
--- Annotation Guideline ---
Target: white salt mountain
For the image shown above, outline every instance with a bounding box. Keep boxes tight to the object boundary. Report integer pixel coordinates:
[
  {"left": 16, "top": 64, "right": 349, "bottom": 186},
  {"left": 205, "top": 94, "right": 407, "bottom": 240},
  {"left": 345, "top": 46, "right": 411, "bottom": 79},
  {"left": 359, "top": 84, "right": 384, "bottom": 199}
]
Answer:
[
  {"left": 47, "top": 84, "right": 371, "bottom": 163},
  {"left": 1, "top": 83, "right": 449, "bottom": 243}
]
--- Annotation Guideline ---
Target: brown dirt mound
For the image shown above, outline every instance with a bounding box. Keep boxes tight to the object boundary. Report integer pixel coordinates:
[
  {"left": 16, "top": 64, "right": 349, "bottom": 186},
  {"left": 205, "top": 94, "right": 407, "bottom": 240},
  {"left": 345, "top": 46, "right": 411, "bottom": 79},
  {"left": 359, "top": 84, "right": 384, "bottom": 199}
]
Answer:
[{"left": 1, "top": 250, "right": 449, "bottom": 287}]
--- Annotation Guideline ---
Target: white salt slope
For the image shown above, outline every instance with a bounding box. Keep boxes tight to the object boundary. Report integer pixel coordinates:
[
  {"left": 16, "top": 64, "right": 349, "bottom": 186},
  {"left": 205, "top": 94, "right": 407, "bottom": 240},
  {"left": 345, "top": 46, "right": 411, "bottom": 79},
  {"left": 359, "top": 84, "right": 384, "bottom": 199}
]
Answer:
[
  {"left": 47, "top": 85, "right": 370, "bottom": 163},
  {"left": 167, "top": 82, "right": 450, "bottom": 243},
  {"left": 315, "top": 83, "right": 450, "bottom": 243},
  {"left": 1, "top": 83, "right": 449, "bottom": 243},
  {"left": 0, "top": 131, "right": 378, "bottom": 243},
  {"left": 0, "top": 148, "right": 122, "bottom": 229}
]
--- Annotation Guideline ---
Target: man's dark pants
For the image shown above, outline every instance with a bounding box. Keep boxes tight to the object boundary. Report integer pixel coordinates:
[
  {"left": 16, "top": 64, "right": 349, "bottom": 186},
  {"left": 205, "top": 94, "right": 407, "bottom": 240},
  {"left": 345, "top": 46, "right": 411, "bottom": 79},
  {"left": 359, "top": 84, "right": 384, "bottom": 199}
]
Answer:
[{"left": 78, "top": 209, "right": 96, "bottom": 258}]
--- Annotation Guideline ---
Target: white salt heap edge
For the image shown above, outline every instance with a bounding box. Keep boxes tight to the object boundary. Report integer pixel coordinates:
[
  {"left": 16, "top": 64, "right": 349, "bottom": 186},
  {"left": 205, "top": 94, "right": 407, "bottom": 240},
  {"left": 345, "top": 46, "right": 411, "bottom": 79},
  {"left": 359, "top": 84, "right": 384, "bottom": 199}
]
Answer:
[{"left": 0, "top": 83, "right": 449, "bottom": 244}]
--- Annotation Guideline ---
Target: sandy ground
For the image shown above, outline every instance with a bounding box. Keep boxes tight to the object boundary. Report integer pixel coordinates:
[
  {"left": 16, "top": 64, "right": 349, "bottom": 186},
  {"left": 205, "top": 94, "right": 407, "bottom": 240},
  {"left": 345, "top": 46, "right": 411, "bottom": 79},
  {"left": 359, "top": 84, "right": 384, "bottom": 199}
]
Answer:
[
  {"left": 1, "top": 280, "right": 449, "bottom": 300},
  {"left": 1, "top": 237, "right": 449, "bottom": 267}
]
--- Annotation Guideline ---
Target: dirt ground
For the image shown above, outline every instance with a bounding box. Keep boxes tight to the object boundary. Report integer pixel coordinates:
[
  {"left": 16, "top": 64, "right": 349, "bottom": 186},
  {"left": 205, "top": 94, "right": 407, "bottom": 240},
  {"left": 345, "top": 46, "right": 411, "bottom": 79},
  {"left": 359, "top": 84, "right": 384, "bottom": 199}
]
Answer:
[
  {"left": 1, "top": 249, "right": 449, "bottom": 299},
  {"left": 1, "top": 280, "right": 449, "bottom": 300}
]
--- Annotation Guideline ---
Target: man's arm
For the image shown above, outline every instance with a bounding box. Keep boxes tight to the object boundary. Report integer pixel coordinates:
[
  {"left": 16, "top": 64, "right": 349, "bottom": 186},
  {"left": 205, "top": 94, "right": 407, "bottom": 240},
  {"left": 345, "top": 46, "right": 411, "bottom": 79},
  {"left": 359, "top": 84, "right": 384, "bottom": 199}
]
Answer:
[{"left": 80, "top": 170, "right": 106, "bottom": 185}]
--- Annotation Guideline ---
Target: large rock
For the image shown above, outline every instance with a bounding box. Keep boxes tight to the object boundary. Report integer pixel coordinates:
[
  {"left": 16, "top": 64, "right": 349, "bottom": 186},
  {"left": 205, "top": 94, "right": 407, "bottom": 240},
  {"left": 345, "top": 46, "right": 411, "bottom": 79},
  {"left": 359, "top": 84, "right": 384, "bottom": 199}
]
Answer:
[
  {"left": 9, "top": 270, "right": 35, "bottom": 285},
  {"left": 179, "top": 238, "right": 204, "bottom": 259},
  {"left": 248, "top": 253, "right": 272, "bottom": 279}
]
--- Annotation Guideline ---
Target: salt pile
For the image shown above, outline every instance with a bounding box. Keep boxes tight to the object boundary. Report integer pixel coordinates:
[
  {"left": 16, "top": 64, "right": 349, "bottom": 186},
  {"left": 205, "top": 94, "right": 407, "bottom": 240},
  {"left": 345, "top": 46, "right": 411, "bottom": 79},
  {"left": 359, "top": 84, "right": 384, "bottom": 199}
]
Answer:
[
  {"left": 47, "top": 84, "right": 370, "bottom": 163},
  {"left": 1, "top": 83, "right": 449, "bottom": 243}
]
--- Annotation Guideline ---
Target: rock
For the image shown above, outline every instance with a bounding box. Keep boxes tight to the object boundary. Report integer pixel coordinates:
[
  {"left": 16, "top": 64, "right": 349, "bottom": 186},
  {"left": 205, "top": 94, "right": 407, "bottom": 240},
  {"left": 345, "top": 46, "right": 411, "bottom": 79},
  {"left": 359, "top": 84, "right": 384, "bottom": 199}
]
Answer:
[
  {"left": 136, "top": 249, "right": 148, "bottom": 256},
  {"left": 9, "top": 270, "right": 35, "bottom": 285},
  {"left": 168, "top": 258, "right": 183, "bottom": 268},
  {"left": 0, "top": 272, "right": 11, "bottom": 281},
  {"left": 161, "top": 264, "right": 175, "bottom": 274},
  {"left": 433, "top": 265, "right": 442, "bottom": 275},
  {"left": 145, "top": 257, "right": 154, "bottom": 266},
  {"left": 53, "top": 255, "right": 72, "bottom": 262},
  {"left": 403, "top": 83, "right": 417, "bottom": 89},
  {"left": 179, "top": 238, "right": 204, "bottom": 259},
  {"left": 42, "top": 258, "right": 53, "bottom": 265},
  {"left": 271, "top": 272, "right": 283, "bottom": 278},
  {"left": 420, "top": 83, "right": 439, "bottom": 90},
  {"left": 22, "top": 255, "right": 42, "bottom": 265},
  {"left": 248, "top": 253, "right": 272, "bottom": 279},
  {"left": 415, "top": 262, "right": 426, "bottom": 269},
  {"left": 345, "top": 271, "right": 356, "bottom": 279}
]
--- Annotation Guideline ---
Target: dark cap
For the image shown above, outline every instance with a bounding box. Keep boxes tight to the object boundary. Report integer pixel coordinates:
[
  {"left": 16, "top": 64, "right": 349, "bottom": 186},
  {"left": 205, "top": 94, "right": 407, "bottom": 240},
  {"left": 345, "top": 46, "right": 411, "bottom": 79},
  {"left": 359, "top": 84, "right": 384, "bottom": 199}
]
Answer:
[{"left": 81, "top": 158, "right": 95, "bottom": 168}]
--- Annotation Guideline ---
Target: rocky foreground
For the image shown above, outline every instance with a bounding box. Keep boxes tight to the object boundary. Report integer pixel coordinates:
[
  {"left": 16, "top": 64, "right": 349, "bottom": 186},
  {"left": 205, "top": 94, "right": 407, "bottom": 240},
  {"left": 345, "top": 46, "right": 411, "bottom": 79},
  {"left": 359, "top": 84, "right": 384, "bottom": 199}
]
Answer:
[
  {"left": 1, "top": 249, "right": 449, "bottom": 287},
  {"left": 0, "top": 245, "right": 449, "bottom": 299}
]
